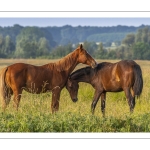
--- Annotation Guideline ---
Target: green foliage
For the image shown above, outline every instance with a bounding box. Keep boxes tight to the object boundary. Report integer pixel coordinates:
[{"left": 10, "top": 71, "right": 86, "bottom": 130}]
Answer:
[
  {"left": 49, "top": 43, "right": 73, "bottom": 58},
  {"left": 132, "top": 42, "right": 150, "bottom": 60},
  {"left": 15, "top": 27, "right": 52, "bottom": 58},
  {"left": 87, "top": 32, "right": 131, "bottom": 43},
  {"left": 83, "top": 41, "right": 97, "bottom": 55},
  {"left": 1, "top": 111, "right": 150, "bottom": 132},
  {"left": 0, "top": 34, "right": 15, "bottom": 58},
  {"left": 1, "top": 24, "right": 150, "bottom": 59},
  {"left": 122, "top": 33, "right": 135, "bottom": 46},
  {"left": 120, "top": 27, "right": 150, "bottom": 60}
]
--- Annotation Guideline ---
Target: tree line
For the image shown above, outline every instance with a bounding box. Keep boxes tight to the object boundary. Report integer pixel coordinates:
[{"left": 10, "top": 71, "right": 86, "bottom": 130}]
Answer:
[{"left": 0, "top": 24, "right": 150, "bottom": 60}]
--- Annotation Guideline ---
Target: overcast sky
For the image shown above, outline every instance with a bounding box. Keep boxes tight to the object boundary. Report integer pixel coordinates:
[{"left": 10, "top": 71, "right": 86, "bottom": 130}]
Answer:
[{"left": 0, "top": 18, "right": 150, "bottom": 27}]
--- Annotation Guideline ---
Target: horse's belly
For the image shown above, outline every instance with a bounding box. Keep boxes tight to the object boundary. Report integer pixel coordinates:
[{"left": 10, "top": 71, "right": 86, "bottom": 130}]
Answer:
[
  {"left": 104, "top": 81, "right": 122, "bottom": 92},
  {"left": 23, "top": 87, "right": 50, "bottom": 94},
  {"left": 108, "top": 88, "right": 123, "bottom": 92},
  {"left": 24, "top": 82, "right": 51, "bottom": 94}
]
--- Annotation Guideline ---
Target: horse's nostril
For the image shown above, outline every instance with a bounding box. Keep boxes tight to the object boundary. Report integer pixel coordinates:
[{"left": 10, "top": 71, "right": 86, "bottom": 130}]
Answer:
[{"left": 72, "top": 98, "right": 78, "bottom": 102}]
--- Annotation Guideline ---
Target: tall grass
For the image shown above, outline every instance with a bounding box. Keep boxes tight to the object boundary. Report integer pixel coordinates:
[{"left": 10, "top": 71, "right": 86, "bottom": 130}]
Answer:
[{"left": 0, "top": 59, "right": 150, "bottom": 132}]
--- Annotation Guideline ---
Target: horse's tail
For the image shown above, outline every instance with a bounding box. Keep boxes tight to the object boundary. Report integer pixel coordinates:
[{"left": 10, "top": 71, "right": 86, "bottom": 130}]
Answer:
[
  {"left": 0, "top": 67, "right": 9, "bottom": 109},
  {"left": 133, "top": 63, "right": 143, "bottom": 98}
]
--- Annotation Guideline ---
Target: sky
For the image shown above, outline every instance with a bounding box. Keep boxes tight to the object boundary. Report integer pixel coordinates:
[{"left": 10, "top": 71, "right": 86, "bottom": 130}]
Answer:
[{"left": 0, "top": 18, "right": 150, "bottom": 27}]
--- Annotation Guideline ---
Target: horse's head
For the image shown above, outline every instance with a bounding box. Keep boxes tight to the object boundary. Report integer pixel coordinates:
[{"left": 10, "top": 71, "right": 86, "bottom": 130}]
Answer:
[
  {"left": 66, "top": 77, "right": 79, "bottom": 102},
  {"left": 77, "top": 44, "right": 97, "bottom": 68}
]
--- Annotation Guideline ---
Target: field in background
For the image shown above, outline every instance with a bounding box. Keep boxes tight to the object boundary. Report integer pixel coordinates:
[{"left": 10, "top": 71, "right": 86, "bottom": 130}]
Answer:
[{"left": 0, "top": 59, "right": 150, "bottom": 132}]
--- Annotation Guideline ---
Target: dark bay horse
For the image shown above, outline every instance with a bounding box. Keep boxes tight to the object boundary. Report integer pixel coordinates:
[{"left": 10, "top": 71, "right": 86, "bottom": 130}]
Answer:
[
  {"left": 66, "top": 60, "right": 143, "bottom": 117},
  {"left": 0, "top": 44, "right": 97, "bottom": 113}
]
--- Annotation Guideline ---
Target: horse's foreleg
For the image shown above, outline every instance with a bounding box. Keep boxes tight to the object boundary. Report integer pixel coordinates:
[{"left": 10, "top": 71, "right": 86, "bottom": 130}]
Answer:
[
  {"left": 124, "top": 87, "right": 135, "bottom": 113},
  {"left": 101, "top": 92, "right": 106, "bottom": 117},
  {"left": 51, "top": 87, "right": 61, "bottom": 113},
  {"left": 91, "top": 90, "right": 101, "bottom": 115}
]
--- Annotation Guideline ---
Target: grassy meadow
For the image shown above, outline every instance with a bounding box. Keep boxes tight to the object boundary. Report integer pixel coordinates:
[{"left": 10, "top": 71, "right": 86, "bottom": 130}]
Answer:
[{"left": 0, "top": 59, "right": 150, "bottom": 132}]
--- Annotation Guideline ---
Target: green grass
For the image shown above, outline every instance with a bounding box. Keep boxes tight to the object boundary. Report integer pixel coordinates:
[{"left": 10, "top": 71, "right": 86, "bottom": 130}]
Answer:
[{"left": 0, "top": 59, "right": 150, "bottom": 132}]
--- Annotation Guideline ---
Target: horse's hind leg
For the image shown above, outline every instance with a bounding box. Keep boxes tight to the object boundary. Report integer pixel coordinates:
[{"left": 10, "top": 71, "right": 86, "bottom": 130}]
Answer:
[
  {"left": 101, "top": 92, "right": 106, "bottom": 117},
  {"left": 130, "top": 88, "right": 136, "bottom": 111},
  {"left": 91, "top": 90, "right": 102, "bottom": 115},
  {"left": 1, "top": 87, "right": 12, "bottom": 112},
  {"left": 13, "top": 88, "right": 23, "bottom": 111},
  {"left": 124, "top": 87, "right": 135, "bottom": 113}
]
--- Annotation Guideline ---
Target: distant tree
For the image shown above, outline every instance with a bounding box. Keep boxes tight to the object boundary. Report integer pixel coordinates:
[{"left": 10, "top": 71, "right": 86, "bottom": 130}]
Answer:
[
  {"left": 49, "top": 43, "right": 73, "bottom": 58},
  {"left": 0, "top": 34, "right": 15, "bottom": 58},
  {"left": 104, "top": 41, "right": 111, "bottom": 47},
  {"left": 60, "top": 38, "right": 70, "bottom": 45},
  {"left": 132, "top": 42, "right": 150, "bottom": 60},
  {"left": 4, "top": 35, "right": 15, "bottom": 54},
  {"left": 107, "top": 50, "right": 117, "bottom": 59},
  {"left": 122, "top": 33, "right": 135, "bottom": 47},
  {"left": 141, "top": 27, "right": 149, "bottom": 43},
  {"left": 94, "top": 42, "right": 105, "bottom": 58},
  {"left": 0, "top": 34, "right": 5, "bottom": 57},
  {"left": 23, "top": 41, "right": 38, "bottom": 58},
  {"left": 83, "top": 41, "right": 97, "bottom": 55},
  {"left": 135, "top": 28, "right": 142, "bottom": 43},
  {"left": 0, "top": 34, "right": 4, "bottom": 50},
  {"left": 37, "top": 37, "right": 51, "bottom": 56},
  {"left": 15, "top": 27, "right": 51, "bottom": 58}
]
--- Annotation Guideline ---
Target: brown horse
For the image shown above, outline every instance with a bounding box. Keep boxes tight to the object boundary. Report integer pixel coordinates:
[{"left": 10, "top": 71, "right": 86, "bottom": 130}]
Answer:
[
  {"left": 66, "top": 60, "right": 143, "bottom": 117},
  {"left": 0, "top": 44, "right": 97, "bottom": 113}
]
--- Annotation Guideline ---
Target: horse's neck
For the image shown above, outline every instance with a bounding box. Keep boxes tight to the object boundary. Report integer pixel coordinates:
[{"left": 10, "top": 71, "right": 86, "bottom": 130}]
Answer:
[
  {"left": 55, "top": 51, "right": 78, "bottom": 73},
  {"left": 72, "top": 69, "right": 91, "bottom": 83}
]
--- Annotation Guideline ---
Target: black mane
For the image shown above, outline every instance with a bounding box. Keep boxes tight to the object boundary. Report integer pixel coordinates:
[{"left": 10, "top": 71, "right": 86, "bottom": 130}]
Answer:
[{"left": 70, "top": 62, "right": 112, "bottom": 80}]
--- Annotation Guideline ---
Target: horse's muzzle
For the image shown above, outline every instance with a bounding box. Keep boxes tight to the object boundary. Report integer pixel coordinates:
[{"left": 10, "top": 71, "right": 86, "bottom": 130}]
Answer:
[{"left": 72, "top": 98, "right": 78, "bottom": 102}]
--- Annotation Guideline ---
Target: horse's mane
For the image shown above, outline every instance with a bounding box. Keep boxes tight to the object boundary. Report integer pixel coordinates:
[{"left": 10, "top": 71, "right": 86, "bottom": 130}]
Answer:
[
  {"left": 70, "top": 62, "right": 112, "bottom": 80},
  {"left": 70, "top": 66, "right": 91, "bottom": 80},
  {"left": 53, "top": 50, "right": 76, "bottom": 72}
]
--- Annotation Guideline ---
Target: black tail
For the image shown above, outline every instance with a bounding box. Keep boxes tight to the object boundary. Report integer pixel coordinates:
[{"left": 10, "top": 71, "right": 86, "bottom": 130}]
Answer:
[{"left": 133, "top": 64, "right": 143, "bottom": 98}]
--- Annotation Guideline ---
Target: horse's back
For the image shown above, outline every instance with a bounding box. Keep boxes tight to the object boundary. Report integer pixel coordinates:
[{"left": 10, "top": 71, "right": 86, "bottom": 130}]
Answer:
[
  {"left": 6, "top": 63, "right": 36, "bottom": 81},
  {"left": 5, "top": 63, "right": 51, "bottom": 91},
  {"left": 93, "top": 60, "right": 141, "bottom": 92},
  {"left": 118, "top": 60, "right": 138, "bottom": 68},
  {"left": 5, "top": 62, "right": 64, "bottom": 93}
]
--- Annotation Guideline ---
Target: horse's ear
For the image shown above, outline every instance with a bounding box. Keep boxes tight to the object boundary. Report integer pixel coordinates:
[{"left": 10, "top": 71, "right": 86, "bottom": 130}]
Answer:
[{"left": 80, "top": 44, "right": 83, "bottom": 49}]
